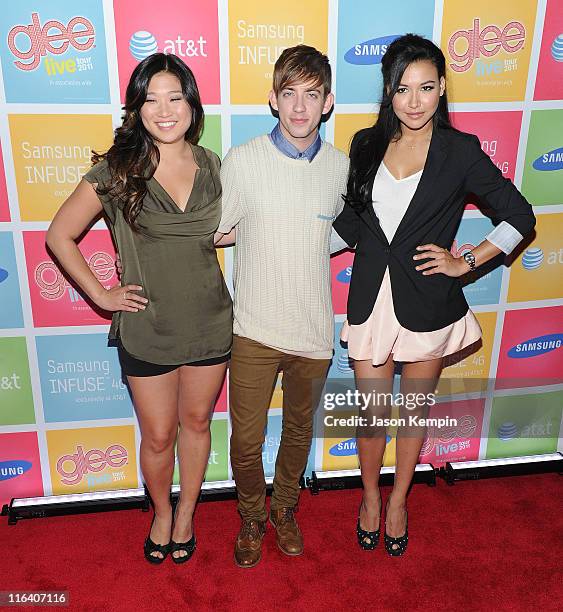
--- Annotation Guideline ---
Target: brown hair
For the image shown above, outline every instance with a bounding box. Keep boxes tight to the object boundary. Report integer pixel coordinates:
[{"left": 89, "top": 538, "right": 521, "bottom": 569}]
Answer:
[{"left": 272, "top": 45, "right": 331, "bottom": 96}]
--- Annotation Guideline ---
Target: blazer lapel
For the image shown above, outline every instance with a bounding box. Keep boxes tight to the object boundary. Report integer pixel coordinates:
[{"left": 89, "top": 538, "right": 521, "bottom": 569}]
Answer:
[
  {"left": 391, "top": 127, "right": 449, "bottom": 244},
  {"left": 358, "top": 172, "right": 390, "bottom": 245}
]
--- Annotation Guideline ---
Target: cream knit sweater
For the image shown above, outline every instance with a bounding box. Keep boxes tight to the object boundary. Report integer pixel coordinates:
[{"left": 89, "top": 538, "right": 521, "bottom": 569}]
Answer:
[{"left": 219, "top": 135, "right": 349, "bottom": 353}]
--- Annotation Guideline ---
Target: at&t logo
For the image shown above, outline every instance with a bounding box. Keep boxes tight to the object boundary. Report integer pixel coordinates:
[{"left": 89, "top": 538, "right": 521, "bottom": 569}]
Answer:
[
  {"left": 35, "top": 251, "right": 114, "bottom": 301},
  {"left": 497, "top": 418, "right": 553, "bottom": 441},
  {"left": 128, "top": 30, "right": 207, "bottom": 62},
  {"left": 57, "top": 444, "right": 128, "bottom": 486},
  {"left": 448, "top": 18, "right": 526, "bottom": 74},
  {"left": 7, "top": 12, "right": 95, "bottom": 72},
  {"left": 521, "top": 246, "right": 563, "bottom": 271},
  {"left": 551, "top": 34, "right": 563, "bottom": 62}
]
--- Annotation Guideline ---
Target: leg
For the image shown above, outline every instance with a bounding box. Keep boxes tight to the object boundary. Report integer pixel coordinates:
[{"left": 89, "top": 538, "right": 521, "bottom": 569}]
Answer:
[
  {"left": 229, "top": 336, "right": 282, "bottom": 567},
  {"left": 386, "top": 357, "right": 443, "bottom": 545},
  {"left": 172, "top": 361, "right": 227, "bottom": 559},
  {"left": 128, "top": 370, "right": 180, "bottom": 559},
  {"left": 229, "top": 336, "right": 282, "bottom": 522},
  {"left": 353, "top": 355, "right": 394, "bottom": 538},
  {"left": 271, "top": 355, "right": 331, "bottom": 511},
  {"left": 268, "top": 354, "right": 330, "bottom": 556}
]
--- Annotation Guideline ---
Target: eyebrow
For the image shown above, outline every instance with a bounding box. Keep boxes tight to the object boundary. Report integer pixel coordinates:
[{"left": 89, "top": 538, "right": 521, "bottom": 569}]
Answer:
[
  {"left": 146, "top": 90, "right": 183, "bottom": 95},
  {"left": 282, "top": 85, "right": 323, "bottom": 92},
  {"left": 398, "top": 80, "right": 437, "bottom": 87}
]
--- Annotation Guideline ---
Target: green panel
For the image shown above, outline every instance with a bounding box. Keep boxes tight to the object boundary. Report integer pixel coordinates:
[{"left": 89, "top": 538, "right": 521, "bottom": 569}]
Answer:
[
  {"left": 485, "top": 390, "right": 563, "bottom": 458},
  {"left": 0, "top": 337, "right": 35, "bottom": 425},
  {"left": 521, "top": 109, "right": 563, "bottom": 206}
]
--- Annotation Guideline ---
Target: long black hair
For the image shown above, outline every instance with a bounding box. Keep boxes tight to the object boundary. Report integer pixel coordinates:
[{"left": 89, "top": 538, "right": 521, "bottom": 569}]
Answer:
[
  {"left": 92, "top": 53, "right": 204, "bottom": 228},
  {"left": 345, "top": 34, "right": 452, "bottom": 212}
]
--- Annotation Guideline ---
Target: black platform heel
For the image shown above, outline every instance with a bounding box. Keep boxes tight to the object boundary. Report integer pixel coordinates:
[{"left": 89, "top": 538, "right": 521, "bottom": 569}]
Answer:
[
  {"left": 144, "top": 516, "right": 171, "bottom": 564},
  {"left": 356, "top": 498, "right": 381, "bottom": 550},
  {"left": 384, "top": 508, "right": 408, "bottom": 556},
  {"left": 170, "top": 534, "right": 196, "bottom": 564}
]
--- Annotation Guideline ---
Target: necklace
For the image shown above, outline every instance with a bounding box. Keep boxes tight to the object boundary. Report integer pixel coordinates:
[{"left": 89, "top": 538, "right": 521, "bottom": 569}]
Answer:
[{"left": 396, "top": 136, "right": 431, "bottom": 150}]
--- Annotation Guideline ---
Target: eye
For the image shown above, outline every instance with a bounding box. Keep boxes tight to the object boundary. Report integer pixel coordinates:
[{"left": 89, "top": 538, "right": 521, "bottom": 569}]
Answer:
[
  {"left": 308, "top": 92, "right": 319, "bottom": 99},
  {"left": 282, "top": 90, "right": 293, "bottom": 97},
  {"left": 170, "top": 97, "right": 183, "bottom": 102},
  {"left": 396, "top": 87, "right": 407, "bottom": 94},
  {"left": 422, "top": 85, "right": 435, "bottom": 92}
]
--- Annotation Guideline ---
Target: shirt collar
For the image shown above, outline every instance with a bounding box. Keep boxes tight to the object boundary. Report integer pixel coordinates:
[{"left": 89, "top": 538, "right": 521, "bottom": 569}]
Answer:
[{"left": 269, "top": 122, "right": 322, "bottom": 162}]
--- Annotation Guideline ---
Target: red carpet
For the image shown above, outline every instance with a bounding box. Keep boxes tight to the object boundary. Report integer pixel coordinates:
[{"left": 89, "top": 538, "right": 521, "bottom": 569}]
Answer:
[{"left": 1, "top": 474, "right": 561, "bottom": 611}]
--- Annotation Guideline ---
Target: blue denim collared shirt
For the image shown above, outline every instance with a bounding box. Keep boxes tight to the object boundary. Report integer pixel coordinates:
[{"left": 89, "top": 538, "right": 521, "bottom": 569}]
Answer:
[{"left": 269, "top": 122, "right": 322, "bottom": 162}]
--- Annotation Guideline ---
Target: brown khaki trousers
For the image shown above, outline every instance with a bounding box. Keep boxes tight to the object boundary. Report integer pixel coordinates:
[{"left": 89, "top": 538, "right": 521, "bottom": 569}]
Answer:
[{"left": 229, "top": 335, "right": 331, "bottom": 521}]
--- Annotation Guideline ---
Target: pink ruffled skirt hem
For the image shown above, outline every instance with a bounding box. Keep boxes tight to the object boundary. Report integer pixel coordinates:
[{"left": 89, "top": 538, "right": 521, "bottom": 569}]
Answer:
[{"left": 341, "top": 269, "right": 482, "bottom": 365}]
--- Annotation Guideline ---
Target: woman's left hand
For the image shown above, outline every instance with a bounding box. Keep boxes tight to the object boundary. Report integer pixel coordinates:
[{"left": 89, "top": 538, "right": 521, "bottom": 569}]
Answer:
[{"left": 413, "top": 244, "right": 468, "bottom": 278}]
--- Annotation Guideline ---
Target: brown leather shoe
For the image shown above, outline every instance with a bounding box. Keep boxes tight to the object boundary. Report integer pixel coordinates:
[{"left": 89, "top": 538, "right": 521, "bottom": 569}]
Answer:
[
  {"left": 234, "top": 519, "right": 266, "bottom": 568},
  {"left": 269, "top": 507, "right": 303, "bottom": 556}
]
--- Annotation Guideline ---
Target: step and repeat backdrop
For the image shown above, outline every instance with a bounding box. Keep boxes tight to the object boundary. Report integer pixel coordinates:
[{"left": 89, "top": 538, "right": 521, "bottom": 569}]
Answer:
[{"left": 0, "top": 0, "right": 562, "bottom": 506}]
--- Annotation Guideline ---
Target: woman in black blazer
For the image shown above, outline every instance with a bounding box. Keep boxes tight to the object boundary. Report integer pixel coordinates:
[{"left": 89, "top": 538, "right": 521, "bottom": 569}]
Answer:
[{"left": 333, "top": 35, "right": 535, "bottom": 556}]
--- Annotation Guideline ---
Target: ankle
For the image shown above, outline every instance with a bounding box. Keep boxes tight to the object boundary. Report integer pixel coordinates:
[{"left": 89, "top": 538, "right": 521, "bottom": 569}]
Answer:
[
  {"left": 153, "top": 506, "right": 172, "bottom": 521},
  {"left": 387, "top": 492, "right": 406, "bottom": 509}
]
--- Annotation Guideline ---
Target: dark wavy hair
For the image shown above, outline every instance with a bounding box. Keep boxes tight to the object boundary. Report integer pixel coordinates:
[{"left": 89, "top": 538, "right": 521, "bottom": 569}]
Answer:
[
  {"left": 345, "top": 34, "right": 453, "bottom": 212},
  {"left": 92, "top": 53, "right": 204, "bottom": 228}
]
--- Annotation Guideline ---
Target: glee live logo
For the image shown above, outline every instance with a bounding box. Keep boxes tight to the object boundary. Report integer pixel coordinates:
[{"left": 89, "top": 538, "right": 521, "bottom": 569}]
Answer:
[
  {"left": 448, "top": 18, "right": 526, "bottom": 73},
  {"left": 35, "top": 251, "right": 114, "bottom": 300},
  {"left": 57, "top": 444, "right": 128, "bottom": 486},
  {"left": 7, "top": 12, "right": 95, "bottom": 72}
]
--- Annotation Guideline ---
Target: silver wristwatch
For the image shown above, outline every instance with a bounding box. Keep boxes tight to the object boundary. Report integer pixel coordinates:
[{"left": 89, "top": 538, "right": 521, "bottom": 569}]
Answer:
[{"left": 463, "top": 250, "right": 476, "bottom": 271}]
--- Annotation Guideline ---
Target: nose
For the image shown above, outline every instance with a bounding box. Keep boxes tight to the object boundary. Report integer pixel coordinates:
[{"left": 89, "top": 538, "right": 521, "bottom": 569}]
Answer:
[
  {"left": 407, "top": 91, "right": 420, "bottom": 109},
  {"left": 156, "top": 99, "right": 173, "bottom": 116},
  {"left": 293, "top": 92, "right": 306, "bottom": 113}
]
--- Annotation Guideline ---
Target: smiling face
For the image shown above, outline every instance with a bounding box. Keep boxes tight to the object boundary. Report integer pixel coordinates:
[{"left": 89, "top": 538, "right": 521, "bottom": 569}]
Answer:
[
  {"left": 391, "top": 60, "right": 445, "bottom": 132},
  {"left": 269, "top": 79, "right": 334, "bottom": 151},
  {"left": 140, "top": 71, "right": 192, "bottom": 145}
]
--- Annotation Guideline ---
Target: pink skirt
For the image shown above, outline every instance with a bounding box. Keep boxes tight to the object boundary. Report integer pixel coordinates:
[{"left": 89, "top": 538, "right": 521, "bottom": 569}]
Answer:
[{"left": 341, "top": 269, "right": 482, "bottom": 365}]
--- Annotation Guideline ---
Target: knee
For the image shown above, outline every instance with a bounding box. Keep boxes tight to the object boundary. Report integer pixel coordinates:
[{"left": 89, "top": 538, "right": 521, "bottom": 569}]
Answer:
[
  {"left": 143, "top": 430, "right": 177, "bottom": 455},
  {"left": 230, "top": 431, "right": 263, "bottom": 462},
  {"left": 181, "top": 412, "right": 211, "bottom": 435}
]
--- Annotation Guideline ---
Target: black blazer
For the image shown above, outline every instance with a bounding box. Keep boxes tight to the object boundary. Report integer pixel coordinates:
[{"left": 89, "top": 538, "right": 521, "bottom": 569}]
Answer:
[{"left": 333, "top": 126, "right": 536, "bottom": 332}]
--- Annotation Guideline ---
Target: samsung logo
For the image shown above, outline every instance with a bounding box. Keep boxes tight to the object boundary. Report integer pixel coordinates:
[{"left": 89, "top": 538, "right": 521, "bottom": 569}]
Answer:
[
  {"left": 344, "top": 35, "right": 400, "bottom": 65},
  {"left": 508, "top": 334, "right": 563, "bottom": 358},
  {"left": 336, "top": 266, "right": 352, "bottom": 283},
  {"left": 0, "top": 460, "right": 32, "bottom": 481},
  {"left": 329, "top": 438, "right": 357, "bottom": 456},
  {"left": 0, "top": 268, "right": 8, "bottom": 283},
  {"left": 532, "top": 147, "right": 563, "bottom": 171}
]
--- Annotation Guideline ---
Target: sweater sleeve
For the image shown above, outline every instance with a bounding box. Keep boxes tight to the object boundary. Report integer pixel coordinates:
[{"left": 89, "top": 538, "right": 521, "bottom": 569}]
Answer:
[
  {"left": 464, "top": 134, "right": 536, "bottom": 238},
  {"left": 218, "top": 147, "right": 244, "bottom": 233}
]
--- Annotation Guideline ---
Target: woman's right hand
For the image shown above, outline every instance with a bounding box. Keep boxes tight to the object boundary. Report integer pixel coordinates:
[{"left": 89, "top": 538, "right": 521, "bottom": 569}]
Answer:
[{"left": 94, "top": 284, "right": 148, "bottom": 312}]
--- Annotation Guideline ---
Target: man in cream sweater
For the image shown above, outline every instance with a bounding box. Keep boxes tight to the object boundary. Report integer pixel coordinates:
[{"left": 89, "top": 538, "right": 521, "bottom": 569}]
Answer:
[{"left": 216, "top": 45, "right": 349, "bottom": 568}]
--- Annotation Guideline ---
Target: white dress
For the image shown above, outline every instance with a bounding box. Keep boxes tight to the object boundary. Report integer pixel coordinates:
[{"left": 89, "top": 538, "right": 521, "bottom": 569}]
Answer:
[{"left": 341, "top": 163, "right": 482, "bottom": 365}]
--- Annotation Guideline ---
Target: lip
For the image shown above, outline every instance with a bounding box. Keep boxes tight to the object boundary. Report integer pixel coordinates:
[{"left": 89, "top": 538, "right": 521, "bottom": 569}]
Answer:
[
  {"left": 406, "top": 112, "right": 424, "bottom": 119},
  {"left": 155, "top": 121, "right": 177, "bottom": 129},
  {"left": 290, "top": 118, "right": 309, "bottom": 124}
]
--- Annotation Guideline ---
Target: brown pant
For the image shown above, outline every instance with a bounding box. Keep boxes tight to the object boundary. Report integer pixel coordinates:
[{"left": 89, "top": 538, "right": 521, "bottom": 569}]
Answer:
[{"left": 229, "top": 336, "right": 331, "bottom": 521}]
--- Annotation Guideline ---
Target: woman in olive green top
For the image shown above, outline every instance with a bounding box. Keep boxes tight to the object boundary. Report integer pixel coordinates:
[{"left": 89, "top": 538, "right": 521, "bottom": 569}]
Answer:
[{"left": 47, "top": 54, "right": 232, "bottom": 564}]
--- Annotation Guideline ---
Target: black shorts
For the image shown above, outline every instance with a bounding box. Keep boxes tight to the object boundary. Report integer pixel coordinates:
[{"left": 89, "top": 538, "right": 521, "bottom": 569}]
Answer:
[{"left": 118, "top": 343, "right": 230, "bottom": 377}]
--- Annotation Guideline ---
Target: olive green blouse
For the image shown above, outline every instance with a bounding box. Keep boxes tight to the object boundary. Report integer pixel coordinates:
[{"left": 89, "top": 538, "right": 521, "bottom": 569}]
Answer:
[{"left": 83, "top": 145, "right": 233, "bottom": 365}]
